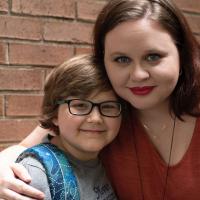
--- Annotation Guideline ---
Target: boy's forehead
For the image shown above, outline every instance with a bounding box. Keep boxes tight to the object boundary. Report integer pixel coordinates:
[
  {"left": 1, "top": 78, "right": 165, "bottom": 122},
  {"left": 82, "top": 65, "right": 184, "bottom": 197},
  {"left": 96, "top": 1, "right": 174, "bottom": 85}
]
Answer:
[
  {"left": 65, "top": 89, "right": 117, "bottom": 101},
  {"left": 87, "top": 90, "right": 117, "bottom": 100}
]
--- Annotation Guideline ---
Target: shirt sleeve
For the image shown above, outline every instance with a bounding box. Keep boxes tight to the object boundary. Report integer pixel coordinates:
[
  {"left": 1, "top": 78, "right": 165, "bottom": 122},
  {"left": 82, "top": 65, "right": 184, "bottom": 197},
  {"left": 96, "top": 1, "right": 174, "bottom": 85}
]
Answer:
[{"left": 18, "top": 156, "right": 52, "bottom": 200}]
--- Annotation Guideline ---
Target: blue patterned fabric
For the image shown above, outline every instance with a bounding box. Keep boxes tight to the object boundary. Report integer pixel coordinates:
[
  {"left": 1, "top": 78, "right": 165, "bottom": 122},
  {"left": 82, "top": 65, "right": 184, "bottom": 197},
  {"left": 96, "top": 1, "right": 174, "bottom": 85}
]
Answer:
[{"left": 17, "top": 143, "right": 80, "bottom": 200}]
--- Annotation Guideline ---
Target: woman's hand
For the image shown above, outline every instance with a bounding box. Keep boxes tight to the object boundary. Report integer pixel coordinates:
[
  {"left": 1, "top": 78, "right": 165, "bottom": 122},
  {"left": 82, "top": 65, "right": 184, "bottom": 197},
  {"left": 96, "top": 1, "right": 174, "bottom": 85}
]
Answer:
[
  {"left": 0, "top": 144, "right": 45, "bottom": 200},
  {"left": 0, "top": 163, "right": 45, "bottom": 200},
  {"left": 0, "top": 126, "right": 51, "bottom": 200}
]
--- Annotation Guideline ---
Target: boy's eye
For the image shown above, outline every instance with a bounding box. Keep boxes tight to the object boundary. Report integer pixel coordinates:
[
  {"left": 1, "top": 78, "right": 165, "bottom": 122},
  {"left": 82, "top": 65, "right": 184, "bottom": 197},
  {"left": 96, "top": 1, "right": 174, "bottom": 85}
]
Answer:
[
  {"left": 114, "top": 56, "right": 131, "bottom": 64},
  {"left": 101, "top": 103, "right": 117, "bottom": 110},
  {"left": 145, "top": 53, "right": 161, "bottom": 62},
  {"left": 71, "top": 102, "right": 89, "bottom": 110}
]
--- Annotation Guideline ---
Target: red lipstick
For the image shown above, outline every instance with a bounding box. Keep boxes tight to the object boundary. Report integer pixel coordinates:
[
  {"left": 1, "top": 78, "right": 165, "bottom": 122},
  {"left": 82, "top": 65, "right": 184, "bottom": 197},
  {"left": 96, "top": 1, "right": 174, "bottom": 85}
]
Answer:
[{"left": 130, "top": 86, "right": 155, "bottom": 96}]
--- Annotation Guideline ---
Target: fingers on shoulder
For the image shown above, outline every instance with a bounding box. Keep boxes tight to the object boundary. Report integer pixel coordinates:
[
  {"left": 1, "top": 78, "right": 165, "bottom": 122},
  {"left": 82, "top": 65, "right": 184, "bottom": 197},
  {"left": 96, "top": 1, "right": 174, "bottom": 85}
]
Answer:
[{"left": 11, "top": 163, "right": 31, "bottom": 182}]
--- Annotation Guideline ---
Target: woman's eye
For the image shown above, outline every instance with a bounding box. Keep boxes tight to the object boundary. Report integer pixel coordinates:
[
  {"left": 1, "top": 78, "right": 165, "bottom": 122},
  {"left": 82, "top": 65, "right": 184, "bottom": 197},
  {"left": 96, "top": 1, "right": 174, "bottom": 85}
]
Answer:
[
  {"left": 114, "top": 56, "right": 131, "bottom": 64},
  {"left": 146, "top": 54, "right": 161, "bottom": 62}
]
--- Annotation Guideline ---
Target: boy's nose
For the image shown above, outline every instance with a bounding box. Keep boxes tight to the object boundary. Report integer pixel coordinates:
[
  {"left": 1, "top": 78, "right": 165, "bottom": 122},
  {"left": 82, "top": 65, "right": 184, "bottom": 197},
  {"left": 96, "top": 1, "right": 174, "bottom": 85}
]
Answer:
[{"left": 86, "top": 107, "right": 103, "bottom": 123}]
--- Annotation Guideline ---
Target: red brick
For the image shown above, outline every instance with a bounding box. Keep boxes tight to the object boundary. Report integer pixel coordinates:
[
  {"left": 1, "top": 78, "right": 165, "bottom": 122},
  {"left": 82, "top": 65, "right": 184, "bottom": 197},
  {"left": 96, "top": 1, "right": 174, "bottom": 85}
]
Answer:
[
  {"left": 6, "top": 95, "right": 43, "bottom": 117},
  {"left": 75, "top": 46, "right": 92, "bottom": 55},
  {"left": 77, "top": 0, "right": 105, "bottom": 21},
  {"left": 0, "top": 42, "right": 8, "bottom": 64},
  {"left": 0, "top": 119, "right": 38, "bottom": 142},
  {"left": 0, "top": 0, "right": 8, "bottom": 12},
  {"left": 0, "top": 16, "right": 43, "bottom": 40},
  {"left": 9, "top": 43, "right": 74, "bottom": 66},
  {"left": 185, "top": 14, "right": 200, "bottom": 34},
  {"left": 44, "top": 21, "right": 93, "bottom": 44},
  {"left": 0, "top": 68, "right": 44, "bottom": 90},
  {"left": 175, "top": 0, "right": 200, "bottom": 13},
  {"left": 0, "top": 96, "right": 3, "bottom": 116},
  {"left": 12, "top": 0, "right": 75, "bottom": 19}
]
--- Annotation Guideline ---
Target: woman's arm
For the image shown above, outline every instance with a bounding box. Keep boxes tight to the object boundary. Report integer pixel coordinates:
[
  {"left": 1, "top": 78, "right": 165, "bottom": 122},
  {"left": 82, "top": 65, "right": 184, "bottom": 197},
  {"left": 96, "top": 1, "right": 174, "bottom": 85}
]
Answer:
[
  {"left": 0, "top": 125, "right": 51, "bottom": 200},
  {"left": 19, "top": 125, "right": 53, "bottom": 147}
]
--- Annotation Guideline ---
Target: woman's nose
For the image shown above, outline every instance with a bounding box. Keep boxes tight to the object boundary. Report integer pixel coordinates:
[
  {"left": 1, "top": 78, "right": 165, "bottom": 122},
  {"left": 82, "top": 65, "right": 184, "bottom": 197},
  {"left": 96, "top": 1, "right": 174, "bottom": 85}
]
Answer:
[{"left": 129, "top": 65, "right": 150, "bottom": 81}]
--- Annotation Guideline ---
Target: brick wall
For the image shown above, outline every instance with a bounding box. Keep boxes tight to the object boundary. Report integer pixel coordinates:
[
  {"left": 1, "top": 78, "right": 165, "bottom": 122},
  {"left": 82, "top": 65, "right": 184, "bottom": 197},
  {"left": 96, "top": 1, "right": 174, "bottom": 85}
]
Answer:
[{"left": 0, "top": 0, "right": 199, "bottom": 150}]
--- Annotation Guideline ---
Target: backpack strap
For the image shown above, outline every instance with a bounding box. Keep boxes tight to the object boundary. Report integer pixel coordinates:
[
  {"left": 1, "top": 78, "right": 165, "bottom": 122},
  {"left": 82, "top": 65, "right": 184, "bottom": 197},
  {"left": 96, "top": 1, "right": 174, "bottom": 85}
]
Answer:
[{"left": 17, "top": 143, "right": 80, "bottom": 200}]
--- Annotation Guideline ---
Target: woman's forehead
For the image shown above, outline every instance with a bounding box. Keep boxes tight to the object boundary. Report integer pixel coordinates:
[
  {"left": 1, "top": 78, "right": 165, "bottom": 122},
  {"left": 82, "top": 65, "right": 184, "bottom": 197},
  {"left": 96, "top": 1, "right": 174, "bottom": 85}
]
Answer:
[{"left": 104, "top": 19, "right": 174, "bottom": 52}]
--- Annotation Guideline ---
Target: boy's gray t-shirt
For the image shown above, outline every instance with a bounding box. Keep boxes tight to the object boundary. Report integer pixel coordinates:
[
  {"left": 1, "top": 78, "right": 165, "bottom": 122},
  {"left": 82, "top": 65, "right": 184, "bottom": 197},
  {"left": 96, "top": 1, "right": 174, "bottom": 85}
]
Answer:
[{"left": 19, "top": 151, "right": 117, "bottom": 200}]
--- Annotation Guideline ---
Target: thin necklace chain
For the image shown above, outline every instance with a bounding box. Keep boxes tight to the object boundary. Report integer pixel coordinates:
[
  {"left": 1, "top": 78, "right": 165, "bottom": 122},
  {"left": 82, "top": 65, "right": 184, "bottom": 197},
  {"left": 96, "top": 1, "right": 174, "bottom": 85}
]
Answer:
[
  {"left": 142, "top": 122, "right": 167, "bottom": 141},
  {"left": 133, "top": 116, "right": 177, "bottom": 200}
]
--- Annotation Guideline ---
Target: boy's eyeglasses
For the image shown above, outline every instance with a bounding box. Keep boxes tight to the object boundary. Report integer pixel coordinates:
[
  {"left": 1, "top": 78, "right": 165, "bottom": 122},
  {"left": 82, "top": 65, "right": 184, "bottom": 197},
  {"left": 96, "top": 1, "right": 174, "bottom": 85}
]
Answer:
[{"left": 56, "top": 99, "right": 122, "bottom": 117}]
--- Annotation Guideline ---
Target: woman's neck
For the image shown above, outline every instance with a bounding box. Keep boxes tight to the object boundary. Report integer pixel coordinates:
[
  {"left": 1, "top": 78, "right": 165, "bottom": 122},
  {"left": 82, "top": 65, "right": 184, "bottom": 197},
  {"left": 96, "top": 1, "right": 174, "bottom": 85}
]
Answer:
[
  {"left": 136, "top": 100, "right": 172, "bottom": 125},
  {"left": 134, "top": 101, "right": 196, "bottom": 165}
]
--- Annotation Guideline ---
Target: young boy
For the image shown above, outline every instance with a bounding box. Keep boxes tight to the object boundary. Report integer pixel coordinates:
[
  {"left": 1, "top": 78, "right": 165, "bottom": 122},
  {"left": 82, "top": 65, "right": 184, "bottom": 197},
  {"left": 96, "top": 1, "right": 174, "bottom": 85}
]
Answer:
[{"left": 16, "top": 54, "right": 122, "bottom": 200}]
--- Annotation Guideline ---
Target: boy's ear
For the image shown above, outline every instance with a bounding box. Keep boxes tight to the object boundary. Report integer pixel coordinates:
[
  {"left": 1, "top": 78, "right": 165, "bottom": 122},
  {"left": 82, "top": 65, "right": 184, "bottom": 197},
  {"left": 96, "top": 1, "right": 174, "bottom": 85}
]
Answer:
[{"left": 52, "top": 118, "right": 58, "bottom": 126}]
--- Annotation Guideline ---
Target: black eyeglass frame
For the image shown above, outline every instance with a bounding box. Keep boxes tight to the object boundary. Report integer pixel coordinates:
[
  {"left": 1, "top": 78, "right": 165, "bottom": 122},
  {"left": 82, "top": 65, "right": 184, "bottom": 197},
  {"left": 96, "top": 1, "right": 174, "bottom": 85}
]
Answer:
[{"left": 56, "top": 98, "right": 122, "bottom": 118}]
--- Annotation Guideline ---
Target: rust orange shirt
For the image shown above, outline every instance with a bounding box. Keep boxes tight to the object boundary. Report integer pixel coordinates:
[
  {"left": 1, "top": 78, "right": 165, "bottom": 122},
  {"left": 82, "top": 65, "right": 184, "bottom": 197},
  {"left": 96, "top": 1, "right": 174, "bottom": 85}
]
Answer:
[{"left": 102, "top": 117, "right": 200, "bottom": 200}]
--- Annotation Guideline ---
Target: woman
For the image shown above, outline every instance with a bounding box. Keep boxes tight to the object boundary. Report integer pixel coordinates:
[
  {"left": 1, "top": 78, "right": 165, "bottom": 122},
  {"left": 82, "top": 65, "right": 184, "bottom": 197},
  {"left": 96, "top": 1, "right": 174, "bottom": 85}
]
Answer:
[{"left": 0, "top": 0, "right": 200, "bottom": 199}]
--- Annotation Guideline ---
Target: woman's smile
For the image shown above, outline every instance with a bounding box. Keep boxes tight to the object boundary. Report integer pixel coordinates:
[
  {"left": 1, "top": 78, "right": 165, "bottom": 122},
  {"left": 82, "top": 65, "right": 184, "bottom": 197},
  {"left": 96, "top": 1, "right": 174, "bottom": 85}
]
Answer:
[{"left": 129, "top": 86, "right": 156, "bottom": 96}]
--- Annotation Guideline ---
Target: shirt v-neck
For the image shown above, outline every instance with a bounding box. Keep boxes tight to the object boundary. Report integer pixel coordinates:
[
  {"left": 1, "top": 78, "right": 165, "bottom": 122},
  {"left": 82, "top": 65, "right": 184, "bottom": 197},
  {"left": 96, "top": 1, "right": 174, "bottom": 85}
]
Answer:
[{"left": 137, "top": 117, "right": 199, "bottom": 168}]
